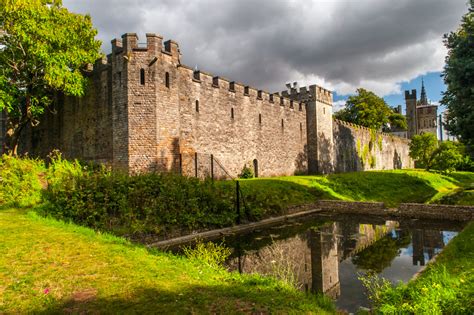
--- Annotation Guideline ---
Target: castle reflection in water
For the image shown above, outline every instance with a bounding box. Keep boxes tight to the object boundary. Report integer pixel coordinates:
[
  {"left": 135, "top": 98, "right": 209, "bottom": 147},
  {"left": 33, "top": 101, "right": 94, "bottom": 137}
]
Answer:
[{"left": 226, "top": 220, "right": 447, "bottom": 299}]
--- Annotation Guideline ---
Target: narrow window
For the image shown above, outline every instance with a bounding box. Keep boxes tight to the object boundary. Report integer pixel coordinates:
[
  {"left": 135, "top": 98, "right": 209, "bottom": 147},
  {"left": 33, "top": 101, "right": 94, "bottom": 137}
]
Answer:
[
  {"left": 323, "top": 107, "right": 326, "bottom": 115},
  {"left": 259, "top": 114, "right": 262, "bottom": 125},
  {"left": 195, "top": 100, "right": 199, "bottom": 112},
  {"left": 281, "top": 119, "right": 284, "bottom": 130},
  {"left": 140, "top": 68, "right": 145, "bottom": 85},
  {"left": 165, "top": 72, "right": 170, "bottom": 88},
  {"left": 269, "top": 94, "right": 274, "bottom": 103},
  {"left": 290, "top": 100, "right": 294, "bottom": 108},
  {"left": 299, "top": 102, "right": 302, "bottom": 111},
  {"left": 117, "top": 71, "right": 122, "bottom": 87},
  {"left": 300, "top": 122, "right": 303, "bottom": 140},
  {"left": 231, "top": 108, "right": 234, "bottom": 119}
]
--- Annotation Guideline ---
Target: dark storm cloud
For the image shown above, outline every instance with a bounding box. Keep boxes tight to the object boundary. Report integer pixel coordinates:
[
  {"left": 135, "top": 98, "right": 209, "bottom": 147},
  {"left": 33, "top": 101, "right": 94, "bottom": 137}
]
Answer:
[{"left": 64, "top": 0, "right": 468, "bottom": 95}]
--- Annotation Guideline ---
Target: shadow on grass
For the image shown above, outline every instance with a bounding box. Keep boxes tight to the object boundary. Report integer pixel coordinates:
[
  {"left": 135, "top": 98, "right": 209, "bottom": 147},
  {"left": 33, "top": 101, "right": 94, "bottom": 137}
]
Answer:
[{"left": 36, "top": 283, "right": 334, "bottom": 314}]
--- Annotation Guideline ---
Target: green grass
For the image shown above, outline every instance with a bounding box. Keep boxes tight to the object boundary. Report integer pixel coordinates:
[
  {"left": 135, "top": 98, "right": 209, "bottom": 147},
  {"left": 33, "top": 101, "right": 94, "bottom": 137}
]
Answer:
[
  {"left": 373, "top": 222, "right": 474, "bottom": 314},
  {"left": 0, "top": 208, "right": 335, "bottom": 314},
  {"left": 256, "top": 170, "right": 471, "bottom": 207}
]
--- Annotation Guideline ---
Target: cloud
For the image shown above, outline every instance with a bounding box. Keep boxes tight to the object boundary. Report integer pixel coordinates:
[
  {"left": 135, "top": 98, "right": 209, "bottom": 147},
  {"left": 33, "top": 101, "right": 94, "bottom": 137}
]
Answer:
[
  {"left": 332, "top": 100, "right": 347, "bottom": 113},
  {"left": 64, "top": 0, "right": 468, "bottom": 96}
]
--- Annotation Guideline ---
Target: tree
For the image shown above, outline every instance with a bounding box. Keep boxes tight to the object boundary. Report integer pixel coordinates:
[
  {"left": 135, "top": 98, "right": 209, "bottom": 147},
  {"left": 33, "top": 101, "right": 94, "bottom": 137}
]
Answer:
[
  {"left": 441, "top": 1, "right": 474, "bottom": 150},
  {"left": 0, "top": 0, "right": 102, "bottom": 155},
  {"left": 431, "top": 141, "right": 464, "bottom": 173},
  {"left": 335, "top": 88, "right": 406, "bottom": 131},
  {"left": 409, "top": 133, "right": 438, "bottom": 170},
  {"left": 388, "top": 112, "right": 407, "bottom": 131}
]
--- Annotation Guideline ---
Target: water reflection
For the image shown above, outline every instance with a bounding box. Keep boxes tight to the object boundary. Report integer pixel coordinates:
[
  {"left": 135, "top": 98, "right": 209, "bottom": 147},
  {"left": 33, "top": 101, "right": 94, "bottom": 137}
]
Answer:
[{"left": 222, "top": 216, "right": 462, "bottom": 312}]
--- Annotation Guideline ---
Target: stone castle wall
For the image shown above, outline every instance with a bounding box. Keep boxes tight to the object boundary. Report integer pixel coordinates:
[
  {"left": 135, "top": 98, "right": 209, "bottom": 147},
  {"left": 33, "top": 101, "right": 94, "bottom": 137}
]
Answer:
[
  {"left": 177, "top": 66, "right": 308, "bottom": 177},
  {"left": 16, "top": 32, "right": 412, "bottom": 177},
  {"left": 333, "top": 119, "right": 413, "bottom": 172}
]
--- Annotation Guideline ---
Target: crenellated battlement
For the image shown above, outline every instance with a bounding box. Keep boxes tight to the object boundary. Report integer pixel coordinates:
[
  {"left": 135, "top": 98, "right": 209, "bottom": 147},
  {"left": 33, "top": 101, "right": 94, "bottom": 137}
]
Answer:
[
  {"left": 179, "top": 63, "right": 305, "bottom": 111},
  {"left": 405, "top": 89, "right": 417, "bottom": 99},
  {"left": 280, "top": 84, "right": 333, "bottom": 105},
  {"left": 333, "top": 118, "right": 410, "bottom": 143},
  {"left": 108, "top": 33, "right": 181, "bottom": 61}
]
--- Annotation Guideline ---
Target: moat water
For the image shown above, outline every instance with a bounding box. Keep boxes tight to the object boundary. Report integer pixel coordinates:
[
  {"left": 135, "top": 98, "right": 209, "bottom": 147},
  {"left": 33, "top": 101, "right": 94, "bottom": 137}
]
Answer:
[{"left": 202, "top": 213, "right": 465, "bottom": 313}]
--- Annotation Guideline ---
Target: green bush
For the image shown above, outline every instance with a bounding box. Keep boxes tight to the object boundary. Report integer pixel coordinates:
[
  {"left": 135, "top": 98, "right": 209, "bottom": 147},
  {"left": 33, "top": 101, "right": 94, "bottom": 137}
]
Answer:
[
  {"left": 0, "top": 155, "right": 45, "bottom": 207},
  {"left": 238, "top": 164, "right": 254, "bottom": 179},
  {"left": 42, "top": 166, "right": 238, "bottom": 236},
  {"left": 182, "top": 241, "right": 231, "bottom": 269}
]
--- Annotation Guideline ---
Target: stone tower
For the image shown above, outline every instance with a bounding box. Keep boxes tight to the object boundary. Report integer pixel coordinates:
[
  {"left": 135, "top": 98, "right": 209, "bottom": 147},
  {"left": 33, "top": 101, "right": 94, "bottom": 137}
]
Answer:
[
  {"left": 285, "top": 85, "right": 334, "bottom": 174},
  {"left": 309, "top": 223, "right": 341, "bottom": 298},
  {"left": 405, "top": 89, "right": 417, "bottom": 139},
  {"left": 405, "top": 79, "right": 438, "bottom": 139}
]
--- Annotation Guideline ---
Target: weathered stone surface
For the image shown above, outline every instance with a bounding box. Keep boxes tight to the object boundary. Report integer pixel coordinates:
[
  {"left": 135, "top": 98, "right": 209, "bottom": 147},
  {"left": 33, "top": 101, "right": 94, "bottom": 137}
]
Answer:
[{"left": 15, "top": 32, "right": 413, "bottom": 177}]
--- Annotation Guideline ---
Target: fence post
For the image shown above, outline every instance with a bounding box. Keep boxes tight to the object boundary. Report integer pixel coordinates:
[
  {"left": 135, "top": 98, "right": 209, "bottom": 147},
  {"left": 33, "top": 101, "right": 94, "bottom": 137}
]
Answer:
[
  {"left": 236, "top": 180, "right": 241, "bottom": 225},
  {"left": 210, "top": 154, "right": 214, "bottom": 181},
  {"left": 194, "top": 152, "right": 198, "bottom": 178}
]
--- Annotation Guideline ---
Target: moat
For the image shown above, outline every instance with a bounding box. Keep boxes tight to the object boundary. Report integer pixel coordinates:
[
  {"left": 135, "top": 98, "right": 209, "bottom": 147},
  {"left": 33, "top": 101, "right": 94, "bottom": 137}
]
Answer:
[{"left": 190, "top": 214, "right": 465, "bottom": 313}]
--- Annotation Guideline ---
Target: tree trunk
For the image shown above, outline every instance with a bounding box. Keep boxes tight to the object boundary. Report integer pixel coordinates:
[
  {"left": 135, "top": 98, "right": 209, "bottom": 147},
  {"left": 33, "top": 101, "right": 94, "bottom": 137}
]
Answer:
[
  {"left": 3, "top": 95, "right": 31, "bottom": 156},
  {"left": 4, "top": 122, "right": 26, "bottom": 156}
]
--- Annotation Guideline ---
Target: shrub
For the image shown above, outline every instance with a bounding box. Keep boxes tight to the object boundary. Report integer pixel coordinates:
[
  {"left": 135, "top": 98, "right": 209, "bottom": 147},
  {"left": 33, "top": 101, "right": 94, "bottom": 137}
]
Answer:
[
  {"left": 42, "top": 170, "right": 237, "bottom": 236},
  {"left": 238, "top": 164, "right": 254, "bottom": 179},
  {"left": 431, "top": 141, "right": 464, "bottom": 173},
  {"left": 0, "top": 155, "right": 45, "bottom": 207},
  {"left": 182, "top": 241, "right": 231, "bottom": 269}
]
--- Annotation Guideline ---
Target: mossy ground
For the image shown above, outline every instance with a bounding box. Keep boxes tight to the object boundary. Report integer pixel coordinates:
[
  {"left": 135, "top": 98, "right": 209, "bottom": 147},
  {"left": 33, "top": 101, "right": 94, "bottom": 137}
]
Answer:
[{"left": 0, "top": 208, "right": 334, "bottom": 314}]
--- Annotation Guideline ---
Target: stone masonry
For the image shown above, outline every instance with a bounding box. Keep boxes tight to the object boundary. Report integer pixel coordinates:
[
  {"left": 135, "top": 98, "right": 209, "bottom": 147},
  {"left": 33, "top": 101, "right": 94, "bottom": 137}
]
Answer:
[{"left": 14, "top": 32, "right": 413, "bottom": 176}]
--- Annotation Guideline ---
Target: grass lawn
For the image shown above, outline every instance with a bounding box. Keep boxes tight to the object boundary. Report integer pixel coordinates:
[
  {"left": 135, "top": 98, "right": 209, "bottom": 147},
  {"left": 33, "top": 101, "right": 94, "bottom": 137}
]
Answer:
[
  {"left": 0, "top": 208, "right": 335, "bottom": 314},
  {"left": 373, "top": 221, "right": 474, "bottom": 313},
  {"left": 251, "top": 170, "right": 471, "bottom": 207}
]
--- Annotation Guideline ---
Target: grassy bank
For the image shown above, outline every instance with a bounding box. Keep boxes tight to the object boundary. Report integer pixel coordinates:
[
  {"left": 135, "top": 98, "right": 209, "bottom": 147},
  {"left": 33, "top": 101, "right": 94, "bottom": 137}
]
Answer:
[
  {"left": 0, "top": 208, "right": 334, "bottom": 314},
  {"left": 261, "top": 170, "right": 472, "bottom": 207},
  {"left": 369, "top": 222, "right": 474, "bottom": 313},
  {"left": 2, "top": 155, "right": 473, "bottom": 241}
]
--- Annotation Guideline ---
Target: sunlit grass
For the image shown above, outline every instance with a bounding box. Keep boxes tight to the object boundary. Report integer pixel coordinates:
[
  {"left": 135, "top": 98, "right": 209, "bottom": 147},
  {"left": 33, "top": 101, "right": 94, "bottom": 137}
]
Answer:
[
  {"left": 258, "top": 170, "right": 469, "bottom": 207},
  {"left": 0, "top": 208, "right": 334, "bottom": 314}
]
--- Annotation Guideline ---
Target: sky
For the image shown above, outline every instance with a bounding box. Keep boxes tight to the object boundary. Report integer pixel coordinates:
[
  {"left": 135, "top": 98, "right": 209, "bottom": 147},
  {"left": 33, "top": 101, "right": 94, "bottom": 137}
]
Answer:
[{"left": 63, "top": 0, "right": 469, "bottom": 114}]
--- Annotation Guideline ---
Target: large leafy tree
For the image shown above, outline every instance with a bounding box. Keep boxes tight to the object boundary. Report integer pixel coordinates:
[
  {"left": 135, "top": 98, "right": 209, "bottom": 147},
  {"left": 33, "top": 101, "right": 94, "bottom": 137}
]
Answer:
[
  {"left": 335, "top": 88, "right": 406, "bottom": 131},
  {"left": 409, "top": 133, "right": 438, "bottom": 170},
  {"left": 441, "top": 1, "right": 474, "bottom": 150},
  {"left": 0, "top": 0, "right": 102, "bottom": 155}
]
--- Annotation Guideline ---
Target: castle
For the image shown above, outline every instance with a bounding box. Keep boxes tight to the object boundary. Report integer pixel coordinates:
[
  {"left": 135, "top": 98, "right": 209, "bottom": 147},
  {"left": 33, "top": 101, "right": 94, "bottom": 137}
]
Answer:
[
  {"left": 1, "top": 33, "right": 413, "bottom": 176},
  {"left": 405, "top": 79, "right": 438, "bottom": 139}
]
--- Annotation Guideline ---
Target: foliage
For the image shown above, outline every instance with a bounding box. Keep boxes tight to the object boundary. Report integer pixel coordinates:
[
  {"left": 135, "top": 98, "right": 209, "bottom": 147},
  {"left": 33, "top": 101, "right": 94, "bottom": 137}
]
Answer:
[
  {"left": 409, "top": 134, "right": 466, "bottom": 173},
  {"left": 42, "top": 169, "right": 237, "bottom": 236},
  {"left": 0, "top": 155, "right": 44, "bottom": 207},
  {"left": 431, "top": 141, "right": 464, "bottom": 173},
  {"left": 388, "top": 112, "right": 408, "bottom": 131},
  {"left": 441, "top": 1, "right": 474, "bottom": 149},
  {"left": 0, "top": 208, "right": 335, "bottom": 314},
  {"left": 182, "top": 241, "right": 231, "bottom": 269},
  {"left": 334, "top": 88, "right": 405, "bottom": 131},
  {"left": 40, "top": 156, "right": 319, "bottom": 237},
  {"left": 238, "top": 164, "right": 254, "bottom": 178},
  {"left": 365, "top": 222, "right": 474, "bottom": 314},
  {"left": 409, "top": 133, "right": 438, "bottom": 169},
  {"left": 0, "top": 0, "right": 102, "bottom": 154}
]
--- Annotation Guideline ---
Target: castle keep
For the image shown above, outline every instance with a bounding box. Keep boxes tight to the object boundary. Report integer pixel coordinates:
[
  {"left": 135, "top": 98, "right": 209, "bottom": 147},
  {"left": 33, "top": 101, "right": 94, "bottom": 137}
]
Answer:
[{"left": 9, "top": 33, "right": 413, "bottom": 176}]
